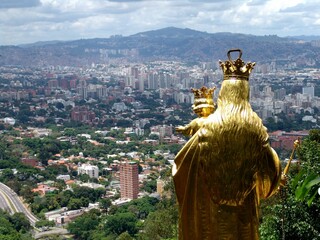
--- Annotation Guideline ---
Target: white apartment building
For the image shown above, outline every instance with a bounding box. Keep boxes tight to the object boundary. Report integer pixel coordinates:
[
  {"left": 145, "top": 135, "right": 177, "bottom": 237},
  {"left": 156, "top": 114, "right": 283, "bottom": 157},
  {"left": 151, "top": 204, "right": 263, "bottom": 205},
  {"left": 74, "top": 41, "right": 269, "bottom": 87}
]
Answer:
[
  {"left": 56, "top": 175, "right": 71, "bottom": 181},
  {"left": 112, "top": 102, "right": 128, "bottom": 112},
  {"left": 78, "top": 164, "right": 99, "bottom": 179},
  {"left": 302, "top": 86, "right": 315, "bottom": 98}
]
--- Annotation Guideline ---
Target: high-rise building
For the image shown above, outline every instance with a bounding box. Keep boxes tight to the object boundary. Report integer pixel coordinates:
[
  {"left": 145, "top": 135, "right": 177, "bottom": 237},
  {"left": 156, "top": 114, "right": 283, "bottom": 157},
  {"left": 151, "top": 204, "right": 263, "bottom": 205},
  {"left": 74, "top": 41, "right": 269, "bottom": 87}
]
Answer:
[
  {"left": 274, "top": 88, "right": 286, "bottom": 100},
  {"left": 71, "top": 106, "right": 96, "bottom": 123},
  {"left": 302, "top": 86, "right": 314, "bottom": 98},
  {"left": 120, "top": 162, "right": 139, "bottom": 199},
  {"left": 58, "top": 78, "right": 69, "bottom": 89},
  {"left": 69, "top": 79, "right": 77, "bottom": 89},
  {"left": 138, "top": 76, "right": 145, "bottom": 92},
  {"left": 48, "top": 79, "right": 58, "bottom": 89},
  {"left": 147, "top": 72, "right": 159, "bottom": 90}
]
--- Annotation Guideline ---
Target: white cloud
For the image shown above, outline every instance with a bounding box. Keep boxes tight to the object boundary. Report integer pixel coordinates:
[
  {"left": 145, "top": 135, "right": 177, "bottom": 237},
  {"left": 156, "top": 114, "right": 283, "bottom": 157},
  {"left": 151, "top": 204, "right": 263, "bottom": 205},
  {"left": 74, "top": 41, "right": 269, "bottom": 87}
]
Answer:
[{"left": 0, "top": 0, "right": 319, "bottom": 45}]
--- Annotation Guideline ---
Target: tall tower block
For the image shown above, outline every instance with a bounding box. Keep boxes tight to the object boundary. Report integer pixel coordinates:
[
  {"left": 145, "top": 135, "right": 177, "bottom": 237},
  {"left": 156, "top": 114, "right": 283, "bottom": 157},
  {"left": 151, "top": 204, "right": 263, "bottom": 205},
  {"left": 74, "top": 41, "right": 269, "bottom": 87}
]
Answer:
[{"left": 120, "top": 162, "right": 139, "bottom": 199}]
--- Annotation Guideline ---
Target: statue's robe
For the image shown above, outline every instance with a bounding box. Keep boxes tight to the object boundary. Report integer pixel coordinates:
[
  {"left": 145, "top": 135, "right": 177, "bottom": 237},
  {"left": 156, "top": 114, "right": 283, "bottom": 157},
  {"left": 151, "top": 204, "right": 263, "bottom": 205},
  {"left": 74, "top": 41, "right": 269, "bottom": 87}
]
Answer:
[{"left": 173, "top": 80, "right": 281, "bottom": 240}]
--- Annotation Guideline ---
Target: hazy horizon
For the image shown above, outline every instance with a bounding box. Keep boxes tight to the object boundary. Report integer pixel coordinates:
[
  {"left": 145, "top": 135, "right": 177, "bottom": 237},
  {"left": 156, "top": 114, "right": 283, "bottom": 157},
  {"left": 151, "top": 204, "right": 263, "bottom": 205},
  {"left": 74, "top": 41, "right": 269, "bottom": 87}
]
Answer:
[{"left": 1, "top": 0, "right": 320, "bottom": 46}]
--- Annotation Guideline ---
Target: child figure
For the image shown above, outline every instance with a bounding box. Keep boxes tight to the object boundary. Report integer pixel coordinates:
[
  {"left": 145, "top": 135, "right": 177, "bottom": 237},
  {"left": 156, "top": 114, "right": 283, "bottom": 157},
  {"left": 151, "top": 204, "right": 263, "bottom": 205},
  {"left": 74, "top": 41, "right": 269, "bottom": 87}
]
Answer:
[{"left": 175, "top": 86, "right": 216, "bottom": 136}]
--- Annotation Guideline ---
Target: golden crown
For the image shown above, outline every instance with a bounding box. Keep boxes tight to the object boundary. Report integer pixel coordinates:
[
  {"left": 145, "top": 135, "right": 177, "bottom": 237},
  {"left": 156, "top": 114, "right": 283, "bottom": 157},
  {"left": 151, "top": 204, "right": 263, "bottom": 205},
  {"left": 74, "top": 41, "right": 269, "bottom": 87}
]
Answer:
[
  {"left": 219, "top": 49, "right": 255, "bottom": 81},
  {"left": 192, "top": 86, "right": 215, "bottom": 99},
  {"left": 191, "top": 86, "right": 216, "bottom": 111}
]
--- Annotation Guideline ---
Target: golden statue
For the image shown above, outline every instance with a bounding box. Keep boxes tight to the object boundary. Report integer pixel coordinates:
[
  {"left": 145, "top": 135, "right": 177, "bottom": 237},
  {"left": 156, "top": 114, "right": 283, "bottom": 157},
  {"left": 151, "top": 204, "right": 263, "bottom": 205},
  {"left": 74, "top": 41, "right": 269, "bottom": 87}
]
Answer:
[
  {"left": 173, "top": 49, "right": 282, "bottom": 240},
  {"left": 176, "top": 86, "right": 216, "bottom": 136}
]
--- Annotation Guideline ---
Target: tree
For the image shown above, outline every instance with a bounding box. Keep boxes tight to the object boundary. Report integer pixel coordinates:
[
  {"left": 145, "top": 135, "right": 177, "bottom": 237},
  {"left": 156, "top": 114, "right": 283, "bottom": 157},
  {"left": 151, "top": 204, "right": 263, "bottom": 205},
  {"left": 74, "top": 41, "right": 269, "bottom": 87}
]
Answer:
[
  {"left": 72, "top": 186, "right": 105, "bottom": 202},
  {"left": 294, "top": 132, "right": 320, "bottom": 205},
  {"left": 79, "top": 173, "right": 90, "bottom": 183},
  {"left": 104, "top": 212, "right": 138, "bottom": 237},
  {"left": 38, "top": 150, "right": 51, "bottom": 165},
  {"left": 0, "top": 210, "right": 27, "bottom": 239},
  {"left": 55, "top": 102, "right": 64, "bottom": 110},
  {"left": 309, "top": 129, "right": 320, "bottom": 143},
  {"left": 149, "top": 134, "right": 159, "bottom": 140},
  {"left": 68, "top": 213, "right": 100, "bottom": 239},
  {"left": 9, "top": 213, "right": 31, "bottom": 233},
  {"left": 260, "top": 189, "right": 320, "bottom": 239},
  {"left": 141, "top": 180, "right": 157, "bottom": 193},
  {"left": 64, "top": 128, "right": 76, "bottom": 137},
  {"left": 57, "top": 190, "right": 74, "bottom": 207},
  {"left": 1, "top": 169, "right": 14, "bottom": 181},
  {"left": 19, "top": 185, "right": 35, "bottom": 204},
  {"left": 116, "top": 231, "right": 133, "bottom": 240},
  {"left": 53, "top": 179, "right": 67, "bottom": 191},
  {"left": 140, "top": 208, "right": 177, "bottom": 240},
  {"left": 99, "top": 198, "right": 112, "bottom": 213},
  {"left": 114, "top": 197, "right": 159, "bottom": 220},
  {"left": 35, "top": 220, "right": 55, "bottom": 228},
  {"left": 36, "top": 108, "right": 47, "bottom": 117},
  {"left": 259, "top": 132, "right": 320, "bottom": 239},
  {"left": 67, "top": 198, "right": 85, "bottom": 210},
  {"left": 0, "top": 223, "right": 20, "bottom": 239}
]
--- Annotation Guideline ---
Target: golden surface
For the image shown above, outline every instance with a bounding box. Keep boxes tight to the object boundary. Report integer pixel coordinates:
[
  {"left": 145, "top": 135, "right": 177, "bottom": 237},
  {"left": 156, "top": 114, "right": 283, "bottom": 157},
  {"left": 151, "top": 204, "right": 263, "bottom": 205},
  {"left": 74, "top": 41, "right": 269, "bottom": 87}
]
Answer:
[
  {"left": 176, "top": 87, "right": 216, "bottom": 136},
  {"left": 173, "top": 49, "right": 282, "bottom": 239}
]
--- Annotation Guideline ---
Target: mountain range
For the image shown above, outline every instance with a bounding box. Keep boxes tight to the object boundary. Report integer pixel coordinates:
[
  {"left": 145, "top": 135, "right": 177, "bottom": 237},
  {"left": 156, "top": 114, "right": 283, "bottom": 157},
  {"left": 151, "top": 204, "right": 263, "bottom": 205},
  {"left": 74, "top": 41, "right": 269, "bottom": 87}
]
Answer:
[{"left": 1, "top": 27, "right": 320, "bottom": 67}]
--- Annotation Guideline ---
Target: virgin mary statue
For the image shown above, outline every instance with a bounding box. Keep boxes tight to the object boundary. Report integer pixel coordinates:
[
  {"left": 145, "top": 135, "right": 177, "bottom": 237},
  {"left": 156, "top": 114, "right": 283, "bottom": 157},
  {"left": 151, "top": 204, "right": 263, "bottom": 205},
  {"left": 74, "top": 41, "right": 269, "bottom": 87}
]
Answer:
[{"left": 173, "top": 49, "right": 282, "bottom": 240}]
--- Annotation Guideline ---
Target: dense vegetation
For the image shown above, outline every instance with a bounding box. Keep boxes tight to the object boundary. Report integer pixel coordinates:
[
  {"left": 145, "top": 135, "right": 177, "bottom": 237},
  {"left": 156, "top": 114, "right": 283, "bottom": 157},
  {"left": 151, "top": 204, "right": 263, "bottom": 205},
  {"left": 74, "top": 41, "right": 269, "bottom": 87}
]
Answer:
[
  {"left": 67, "top": 192, "right": 178, "bottom": 239},
  {"left": 259, "top": 129, "right": 320, "bottom": 239},
  {"left": 0, "top": 210, "right": 32, "bottom": 240}
]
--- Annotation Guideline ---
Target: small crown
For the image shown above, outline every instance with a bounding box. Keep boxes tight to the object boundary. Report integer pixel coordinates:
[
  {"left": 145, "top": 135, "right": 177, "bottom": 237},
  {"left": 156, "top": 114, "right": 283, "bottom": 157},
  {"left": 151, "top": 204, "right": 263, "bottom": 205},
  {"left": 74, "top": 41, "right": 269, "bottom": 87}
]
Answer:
[
  {"left": 192, "top": 86, "right": 215, "bottom": 99},
  {"left": 219, "top": 49, "right": 255, "bottom": 81},
  {"left": 191, "top": 86, "right": 216, "bottom": 111}
]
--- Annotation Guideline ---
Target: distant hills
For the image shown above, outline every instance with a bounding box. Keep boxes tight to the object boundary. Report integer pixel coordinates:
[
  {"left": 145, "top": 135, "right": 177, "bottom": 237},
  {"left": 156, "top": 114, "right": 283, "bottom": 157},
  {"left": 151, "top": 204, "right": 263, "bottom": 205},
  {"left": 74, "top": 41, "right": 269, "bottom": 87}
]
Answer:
[
  {"left": 0, "top": 27, "right": 320, "bottom": 67},
  {"left": 287, "top": 35, "right": 320, "bottom": 41}
]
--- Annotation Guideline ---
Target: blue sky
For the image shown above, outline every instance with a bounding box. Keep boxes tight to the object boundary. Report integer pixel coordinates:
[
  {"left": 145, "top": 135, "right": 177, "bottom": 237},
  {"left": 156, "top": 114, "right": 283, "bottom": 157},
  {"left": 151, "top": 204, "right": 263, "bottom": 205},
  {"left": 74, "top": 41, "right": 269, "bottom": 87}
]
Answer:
[{"left": 0, "top": 0, "right": 319, "bottom": 45}]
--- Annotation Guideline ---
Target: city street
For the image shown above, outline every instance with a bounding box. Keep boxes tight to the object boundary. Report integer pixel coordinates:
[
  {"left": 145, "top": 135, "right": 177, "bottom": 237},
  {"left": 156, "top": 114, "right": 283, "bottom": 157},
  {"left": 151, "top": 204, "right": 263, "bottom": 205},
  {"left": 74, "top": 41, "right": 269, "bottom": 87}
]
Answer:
[{"left": 0, "top": 182, "right": 38, "bottom": 225}]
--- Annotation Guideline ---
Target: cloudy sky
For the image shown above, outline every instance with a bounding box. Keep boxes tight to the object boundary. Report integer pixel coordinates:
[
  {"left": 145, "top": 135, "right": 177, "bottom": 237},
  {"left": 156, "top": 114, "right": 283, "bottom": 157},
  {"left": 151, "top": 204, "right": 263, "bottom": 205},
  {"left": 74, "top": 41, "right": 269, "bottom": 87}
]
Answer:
[{"left": 0, "top": 0, "right": 319, "bottom": 46}]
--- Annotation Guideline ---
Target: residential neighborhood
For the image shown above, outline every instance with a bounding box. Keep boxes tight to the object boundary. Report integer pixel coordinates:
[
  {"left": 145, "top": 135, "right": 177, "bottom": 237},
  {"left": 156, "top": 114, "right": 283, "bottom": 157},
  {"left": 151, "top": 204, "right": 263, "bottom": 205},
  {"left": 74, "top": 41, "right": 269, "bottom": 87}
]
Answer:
[{"left": 0, "top": 58, "right": 319, "bottom": 239}]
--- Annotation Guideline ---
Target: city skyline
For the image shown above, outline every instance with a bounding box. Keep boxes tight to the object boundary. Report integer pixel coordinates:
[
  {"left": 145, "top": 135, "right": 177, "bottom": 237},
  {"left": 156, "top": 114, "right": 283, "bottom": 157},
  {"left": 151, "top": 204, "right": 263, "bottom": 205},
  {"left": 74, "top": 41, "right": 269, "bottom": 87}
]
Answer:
[{"left": 1, "top": 0, "right": 320, "bottom": 46}]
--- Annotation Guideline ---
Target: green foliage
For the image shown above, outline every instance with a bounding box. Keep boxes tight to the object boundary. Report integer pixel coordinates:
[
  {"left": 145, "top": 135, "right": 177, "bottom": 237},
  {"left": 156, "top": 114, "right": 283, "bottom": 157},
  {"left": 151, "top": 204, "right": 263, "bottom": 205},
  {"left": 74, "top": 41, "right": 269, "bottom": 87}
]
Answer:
[
  {"left": 104, "top": 212, "right": 138, "bottom": 237},
  {"left": 47, "top": 165, "right": 68, "bottom": 175},
  {"left": 19, "top": 184, "right": 36, "bottom": 204},
  {"left": 0, "top": 138, "right": 22, "bottom": 169},
  {"left": 260, "top": 188, "right": 320, "bottom": 239},
  {"left": 293, "top": 169, "right": 320, "bottom": 206},
  {"left": 114, "top": 196, "right": 159, "bottom": 219},
  {"left": 294, "top": 133, "right": 320, "bottom": 206},
  {"left": 309, "top": 129, "right": 320, "bottom": 143},
  {"left": 79, "top": 173, "right": 90, "bottom": 183},
  {"left": 35, "top": 219, "right": 55, "bottom": 228},
  {"left": 67, "top": 197, "right": 88, "bottom": 210},
  {"left": 259, "top": 131, "right": 320, "bottom": 239},
  {"left": 73, "top": 185, "right": 105, "bottom": 202},
  {"left": 0, "top": 210, "right": 32, "bottom": 239},
  {"left": 9, "top": 213, "right": 31, "bottom": 233},
  {"left": 141, "top": 180, "right": 157, "bottom": 193},
  {"left": 0, "top": 168, "right": 14, "bottom": 181},
  {"left": 68, "top": 212, "right": 100, "bottom": 239},
  {"left": 116, "top": 231, "right": 133, "bottom": 240},
  {"left": 99, "top": 198, "right": 112, "bottom": 212},
  {"left": 30, "top": 186, "right": 105, "bottom": 214},
  {"left": 139, "top": 208, "right": 177, "bottom": 240},
  {"left": 259, "top": 213, "right": 281, "bottom": 240},
  {"left": 22, "top": 137, "right": 71, "bottom": 165}
]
